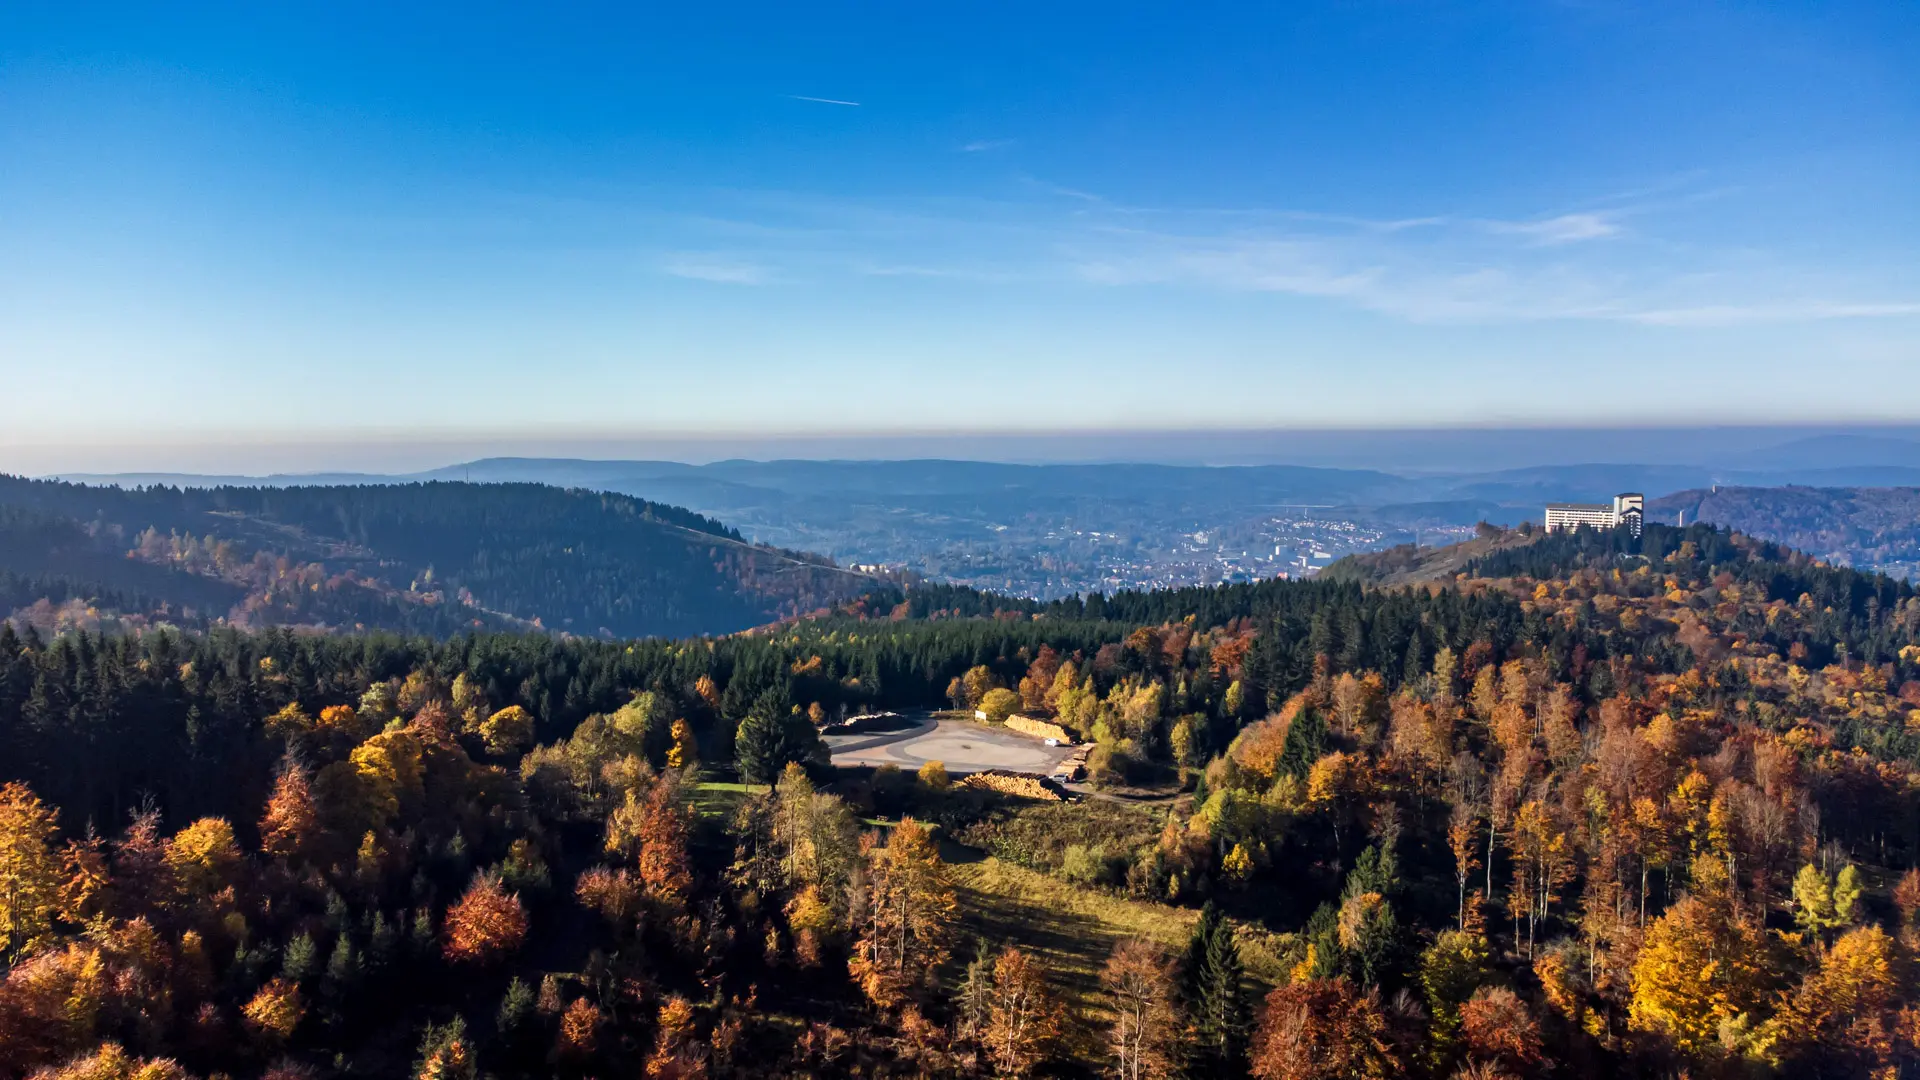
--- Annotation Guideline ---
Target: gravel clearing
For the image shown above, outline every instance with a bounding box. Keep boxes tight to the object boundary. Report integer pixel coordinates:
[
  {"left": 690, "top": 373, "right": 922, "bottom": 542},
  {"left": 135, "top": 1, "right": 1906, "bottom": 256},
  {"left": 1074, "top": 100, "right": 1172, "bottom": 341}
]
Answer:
[{"left": 829, "top": 716, "right": 1073, "bottom": 776}]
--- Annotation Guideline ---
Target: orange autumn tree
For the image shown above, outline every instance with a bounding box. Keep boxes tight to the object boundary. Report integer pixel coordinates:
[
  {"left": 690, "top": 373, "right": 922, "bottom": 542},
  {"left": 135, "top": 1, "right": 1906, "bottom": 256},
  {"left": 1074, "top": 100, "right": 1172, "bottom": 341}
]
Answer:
[
  {"left": 556, "top": 997, "right": 601, "bottom": 1061},
  {"left": 443, "top": 873, "right": 528, "bottom": 965},
  {"left": 644, "top": 995, "right": 707, "bottom": 1079},
  {"left": 1102, "top": 938, "right": 1182, "bottom": 1080},
  {"left": 849, "top": 818, "right": 955, "bottom": 1008},
  {"left": 1459, "top": 986, "right": 1547, "bottom": 1076},
  {"left": 0, "top": 940, "right": 113, "bottom": 1072},
  {"left": 984, "top": 947, "right": 1061, "bottom": 1078},
  {"left": 576, "top": 866, "right": 643, "bottom": 931},
  {"left": 635, "top": 779, "right": 695, "bottom": 913},
  {"left": 56, "top": 835, "right": 111, "bottom": 926},
  {"left": 606, "top": 773, "right": 694, "bottom": 913},
  {"left": 259, "top": 765, "right": 320, "bottom": 865},
  {"left": 1251, "top": 977, "right": 1403, "bottom": 1080}
]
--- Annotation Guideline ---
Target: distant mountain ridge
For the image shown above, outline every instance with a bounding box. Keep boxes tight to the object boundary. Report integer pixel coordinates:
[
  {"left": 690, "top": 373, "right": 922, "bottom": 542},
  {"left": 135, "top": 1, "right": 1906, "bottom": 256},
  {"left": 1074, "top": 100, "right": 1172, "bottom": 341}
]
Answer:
[
  {"left": 1650, "top": 485, "right": 1920, "bottom": 580},
  {"left": 0, "top": 476, "right": 879, "bottom": 638},
  {"left": 49, "top": 433, "right": 1920, "bottom": 596}
]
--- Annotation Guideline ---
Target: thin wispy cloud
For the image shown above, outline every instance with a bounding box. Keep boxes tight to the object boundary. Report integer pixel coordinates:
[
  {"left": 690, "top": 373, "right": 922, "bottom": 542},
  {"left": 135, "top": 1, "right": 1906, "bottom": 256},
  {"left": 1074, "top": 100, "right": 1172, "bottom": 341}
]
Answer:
[
  {"left": 1486, "top": 212, "right": 1622, "bottom": 245},
  {"left": 1627, "top": 302, "right": 1920, "bottom": 327},
  {"left": 1062, "top": 226, "right": 1920, "bottom": 325},
  {"left": 639, "top": 185, "right": 1918, "bottom": 326},
  {"left": 787, "top": 95, "right": 861, "bottom": 106},
  {"left": 662, "top": 256, "right": 768, "bottom": 284},
  {"left": 1020, "top": 178, "right": 1106, "bottom": 205},
  {"left": 960, "top": 139, "right": 1013, "bottom": 153}
]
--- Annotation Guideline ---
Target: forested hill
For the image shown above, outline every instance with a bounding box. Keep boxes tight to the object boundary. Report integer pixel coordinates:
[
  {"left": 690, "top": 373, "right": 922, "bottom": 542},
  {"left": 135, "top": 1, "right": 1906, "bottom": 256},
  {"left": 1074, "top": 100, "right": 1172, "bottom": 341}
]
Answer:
[
  {"left": 7, "top": 521, "right": 1920, "bottom": 1077},
  {"left": 1651, "top": 484, "right": 1920, "bottom": 581},
  {"left": 0, "top": 476, "right": 878, "bottom": 638}
]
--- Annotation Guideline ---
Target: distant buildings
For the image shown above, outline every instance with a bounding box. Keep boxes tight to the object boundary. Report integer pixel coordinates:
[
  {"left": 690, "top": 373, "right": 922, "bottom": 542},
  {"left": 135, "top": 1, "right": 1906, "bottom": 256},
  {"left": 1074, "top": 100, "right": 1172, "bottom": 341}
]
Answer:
[{"left": 1544, "top": 493, "right": 1644, "bottom": 538}]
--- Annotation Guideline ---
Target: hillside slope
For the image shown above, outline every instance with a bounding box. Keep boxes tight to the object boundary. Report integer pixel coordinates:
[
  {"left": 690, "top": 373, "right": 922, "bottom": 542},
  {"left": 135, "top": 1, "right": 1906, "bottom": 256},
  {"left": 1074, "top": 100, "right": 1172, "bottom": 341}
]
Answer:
[
  {"left": 1318, "top": 523, "right": 1546, "bottom": 586},
  {"left": 0, "top": 477, "right": 879, "bottom": 637},
  {"left": 1651, "top": 485, "right": 1920, "bottom": 580}
]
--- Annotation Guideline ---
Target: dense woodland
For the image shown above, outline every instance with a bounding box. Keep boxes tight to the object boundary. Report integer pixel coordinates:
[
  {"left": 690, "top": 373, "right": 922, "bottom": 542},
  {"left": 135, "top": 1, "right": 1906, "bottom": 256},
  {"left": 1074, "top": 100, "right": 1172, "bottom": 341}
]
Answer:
[
  {"left": 0, "top": 477, "right": 877, "bottom": 640},
  {"left": 7, "top": 523, "right": 1920, "bottom": 1077}
]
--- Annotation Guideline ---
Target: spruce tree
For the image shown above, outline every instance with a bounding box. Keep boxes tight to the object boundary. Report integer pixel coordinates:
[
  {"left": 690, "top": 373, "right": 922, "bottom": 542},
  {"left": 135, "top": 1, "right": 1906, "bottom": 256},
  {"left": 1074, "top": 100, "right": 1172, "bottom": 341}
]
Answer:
[
  {"left": 1276, "top": 707, "right": 1327, "bottom": 779},
  {"left": 324, "top": 935, "right": 360, "bottom": 991},
  {"left": 734, "top": 686, "right": 822, "bottom": 784},
  {"left": 1180, "top": 903, "right": 1250, "bottom": 1073},
  {"left": 281, "top": 932, "right": 318, "bottom": 984},
  {"left": 957, "top": 939, "right": 996, "bottom": 1041}
]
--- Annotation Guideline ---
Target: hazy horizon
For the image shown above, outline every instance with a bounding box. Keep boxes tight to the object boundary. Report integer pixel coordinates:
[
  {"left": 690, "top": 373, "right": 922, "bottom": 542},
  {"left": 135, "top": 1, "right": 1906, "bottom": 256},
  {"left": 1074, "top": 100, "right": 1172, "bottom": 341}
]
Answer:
[{"left": 16, "top": 421, "right": 1920, "bottom": 478}]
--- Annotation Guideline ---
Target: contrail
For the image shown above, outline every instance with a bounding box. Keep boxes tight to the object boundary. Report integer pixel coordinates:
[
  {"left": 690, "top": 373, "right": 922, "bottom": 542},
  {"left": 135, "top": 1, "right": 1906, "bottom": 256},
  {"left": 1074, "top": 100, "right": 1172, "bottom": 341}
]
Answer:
[{"left": 788, "top": 95, "right": 861, "bottom": 106}]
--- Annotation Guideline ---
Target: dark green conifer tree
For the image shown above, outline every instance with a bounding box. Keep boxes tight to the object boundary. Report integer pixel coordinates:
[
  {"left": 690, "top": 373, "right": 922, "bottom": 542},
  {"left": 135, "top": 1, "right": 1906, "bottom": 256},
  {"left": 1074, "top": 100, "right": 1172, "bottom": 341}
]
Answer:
[{"left": 1180, "top": 902, "right": 1250, "bottom": 1074}]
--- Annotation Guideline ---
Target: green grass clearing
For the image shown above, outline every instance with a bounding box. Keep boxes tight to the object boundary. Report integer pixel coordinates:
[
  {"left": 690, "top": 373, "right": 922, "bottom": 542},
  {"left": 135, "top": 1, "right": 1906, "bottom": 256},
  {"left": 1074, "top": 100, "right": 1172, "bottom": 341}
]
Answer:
[
  {"left": 689, "top": 779, "right": 765, "bottom": 819},
  {"left": 948, "top": 854, "right": 1291, "bottom": 1052}
]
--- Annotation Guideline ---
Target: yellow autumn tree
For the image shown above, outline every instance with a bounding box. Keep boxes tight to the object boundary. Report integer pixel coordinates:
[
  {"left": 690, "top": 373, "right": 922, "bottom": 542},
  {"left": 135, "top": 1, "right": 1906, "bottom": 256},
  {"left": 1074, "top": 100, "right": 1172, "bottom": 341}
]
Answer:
[
  {"left": 164, "top": 818, "right": 242, "bottom": 899},
  {"left": 1755, "top": 924, "right": 1899, "bottom": 1067},
  {"left": 352, "top": 728, "right": 426, "bottom": 813},
  {"left": 1628, "top": 893, "right": 1769, "bottom": 1054},
  {"left": 314, "top": 727, "right": 428, "bottom": 837},
  {"left": 242, "top": 977, "right": 305, "bottom": 1043},
  {"left": 28, "top": 1043, "right": 194, "bottom": 1080},
  {"left": 451, "top": 671, "right": 489, "bottom": 729},
  {"left": 917, "top": 760, "right": 950, "bottom": 792},
  {"left": 786, "top": 884, "right": 835, "bottom": 967},
  {"left": 666, "top": 717, "right": 699, "bottom": 770},
  {"left": 645, "top": 994, "right": 706, "bottom": 1078},
  {"left": 480, "top": 705, "right": 535, "bottom": 756},
  {"left": 317, "top": 702, "right": 371, "bottom": 740},
  {"left": 0, "top": 781, "right": 62, "bottom": 961}
]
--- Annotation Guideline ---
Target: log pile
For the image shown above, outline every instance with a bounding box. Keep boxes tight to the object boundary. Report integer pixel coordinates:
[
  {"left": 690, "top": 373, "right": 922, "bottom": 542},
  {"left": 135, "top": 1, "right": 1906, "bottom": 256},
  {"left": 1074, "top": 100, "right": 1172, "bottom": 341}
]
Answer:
[
  {"left": 1004, "top": 714, "right": 1074, "bottom": 743},
  {"left": 957, "top": 770, "right": 1067, "bottom": 801}
]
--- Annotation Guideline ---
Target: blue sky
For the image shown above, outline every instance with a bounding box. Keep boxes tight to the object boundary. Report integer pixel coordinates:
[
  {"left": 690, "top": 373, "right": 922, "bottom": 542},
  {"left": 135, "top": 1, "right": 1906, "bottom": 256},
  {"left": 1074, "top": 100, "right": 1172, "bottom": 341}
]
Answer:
[{"left": 3, "top": 2, "right": 1918, "bottom": 471}]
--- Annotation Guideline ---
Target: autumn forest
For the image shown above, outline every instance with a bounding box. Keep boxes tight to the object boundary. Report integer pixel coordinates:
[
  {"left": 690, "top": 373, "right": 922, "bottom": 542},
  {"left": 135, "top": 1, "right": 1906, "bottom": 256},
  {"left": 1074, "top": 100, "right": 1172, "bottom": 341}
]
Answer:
[{"left": 6, "top": 521, "right": 1920, "bottom": 1079}]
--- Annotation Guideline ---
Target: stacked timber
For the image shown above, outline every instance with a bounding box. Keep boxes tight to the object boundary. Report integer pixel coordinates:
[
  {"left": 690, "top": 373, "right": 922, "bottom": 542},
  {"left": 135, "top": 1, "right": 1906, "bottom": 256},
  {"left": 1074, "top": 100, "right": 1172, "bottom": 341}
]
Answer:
[{"left": 957, "top": 770, "right": 1067, "bottom": 801}]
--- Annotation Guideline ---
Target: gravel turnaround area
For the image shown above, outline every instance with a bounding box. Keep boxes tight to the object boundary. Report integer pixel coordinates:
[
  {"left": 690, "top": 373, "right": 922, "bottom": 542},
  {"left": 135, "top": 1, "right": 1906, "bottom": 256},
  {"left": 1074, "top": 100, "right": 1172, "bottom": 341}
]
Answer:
[{"left": 828, "top": 716, "right": 1073, "bottom": 776}]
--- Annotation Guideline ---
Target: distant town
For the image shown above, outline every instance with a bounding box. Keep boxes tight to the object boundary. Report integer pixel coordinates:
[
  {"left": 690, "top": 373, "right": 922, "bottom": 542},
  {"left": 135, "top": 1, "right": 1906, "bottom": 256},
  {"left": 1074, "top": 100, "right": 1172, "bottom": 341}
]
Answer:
[{"left": 859, "top": 513, "right": 1480, "bottom": 599}]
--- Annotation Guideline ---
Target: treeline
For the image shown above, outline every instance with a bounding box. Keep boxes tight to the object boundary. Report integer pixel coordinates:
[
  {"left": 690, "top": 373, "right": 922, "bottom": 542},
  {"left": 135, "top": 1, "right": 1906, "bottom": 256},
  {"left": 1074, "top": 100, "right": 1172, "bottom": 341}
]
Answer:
[
  {"left": 0, "top": 476, "right": 742, "bottom": 544},
  {"left": 8, "top": 524, "right": 1920, "bottom": 843}
]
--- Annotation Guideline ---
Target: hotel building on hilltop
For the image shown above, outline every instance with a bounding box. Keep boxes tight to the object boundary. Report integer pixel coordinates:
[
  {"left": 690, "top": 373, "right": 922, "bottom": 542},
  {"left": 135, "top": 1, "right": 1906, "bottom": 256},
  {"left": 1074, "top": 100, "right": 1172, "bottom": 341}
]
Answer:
[{"left": 1544, "top": 493, "right": 1644, "bottom": 537}]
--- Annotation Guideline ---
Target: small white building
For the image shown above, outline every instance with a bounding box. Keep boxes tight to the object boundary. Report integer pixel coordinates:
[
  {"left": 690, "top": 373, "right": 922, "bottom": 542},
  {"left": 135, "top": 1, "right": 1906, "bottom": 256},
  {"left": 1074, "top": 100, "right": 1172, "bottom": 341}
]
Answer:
[{"left": 1544, "top": 493, "right": 1643, "bottom": 537}]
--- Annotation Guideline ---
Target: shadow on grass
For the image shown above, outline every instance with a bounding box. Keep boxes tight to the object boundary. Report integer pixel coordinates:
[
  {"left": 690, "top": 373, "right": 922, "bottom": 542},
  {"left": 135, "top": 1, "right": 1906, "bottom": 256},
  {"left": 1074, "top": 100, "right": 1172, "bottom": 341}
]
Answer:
[
  {"left": 949, "top": 877, "right": 1139, "bottom": 1061},
  {"left": 940, "top": 838, "right": 989, "bottom": 864}
]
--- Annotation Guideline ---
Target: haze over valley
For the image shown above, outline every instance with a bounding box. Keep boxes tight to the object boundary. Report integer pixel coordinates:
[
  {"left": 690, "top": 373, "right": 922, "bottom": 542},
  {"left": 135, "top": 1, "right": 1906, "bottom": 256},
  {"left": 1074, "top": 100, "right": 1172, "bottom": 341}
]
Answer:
[{"left": 39, "top": 428, "right": 1920, "bottom": 606}]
